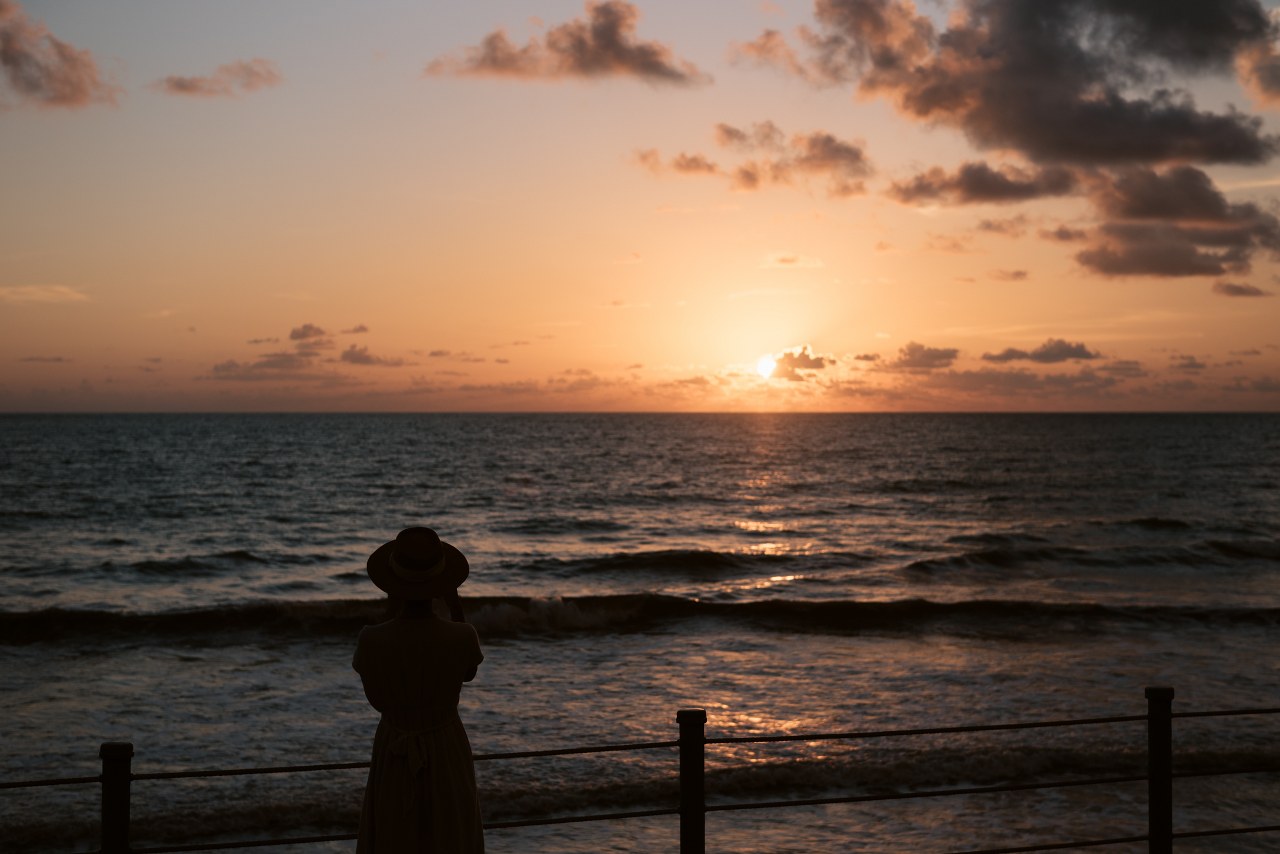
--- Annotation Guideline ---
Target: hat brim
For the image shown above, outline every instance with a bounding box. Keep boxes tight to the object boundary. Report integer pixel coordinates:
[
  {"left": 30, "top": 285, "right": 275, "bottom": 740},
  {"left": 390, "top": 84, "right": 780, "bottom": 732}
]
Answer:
[{"left": 366, "top": 539, "right": 469, "bottom": 600}]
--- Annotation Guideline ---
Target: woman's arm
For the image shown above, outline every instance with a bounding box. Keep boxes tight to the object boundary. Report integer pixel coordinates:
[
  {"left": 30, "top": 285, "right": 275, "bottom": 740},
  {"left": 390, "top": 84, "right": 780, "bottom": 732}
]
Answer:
[{"left": 443, "top": 589, "right": 466, "bottom": 623}]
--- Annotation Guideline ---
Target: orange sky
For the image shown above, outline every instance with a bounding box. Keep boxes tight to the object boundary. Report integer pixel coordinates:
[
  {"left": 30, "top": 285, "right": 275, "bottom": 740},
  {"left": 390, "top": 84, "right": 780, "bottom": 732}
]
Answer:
[{"left": 3, "top": 0, "right": 1280, "bottom": 411}]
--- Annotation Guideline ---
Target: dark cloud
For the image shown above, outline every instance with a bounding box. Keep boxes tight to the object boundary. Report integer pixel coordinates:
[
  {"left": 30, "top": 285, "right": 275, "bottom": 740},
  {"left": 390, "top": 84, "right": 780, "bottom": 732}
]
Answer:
[
  {"left": 155, "top": 59, "right": 282, "bottom": 98},
  {"left": 1075, "top": 167, "right": 1280, "bottom": 276},
  {"left": 209, "top": 352, "right": 354, "bottom": 385},
  {"left": 247, "top": 337, "right": 279, "bottom": 345},
  {"left": 853, "top": 352, "right": 880, "bottom": 361},
  {"left": 977, "top": 216, "right": 1028, "bottom": 237},
  {"left": 19, "top": 355, "right": 65, "bottom": 363},
  {"left": 342, "top": 324, "right": 369, "bottom": 334},
  {"left": 1212, "top": 281, "right": 1272, "bottom": 297},
  {"left": 923, "top": 367, "right": 1118, "bottom": 396},
  {"left": 1040, "top": 225, "right": 1089, "bottom": 242},
  {"left": 671, "top": 152, "right": 719, "bottom": 174},
  {"left": 991, "top": 270, "right": 1028, "bottom": 282},
  {"left": 428, "top": 350, "right": 451, "bottom": 357},
  {"left": 888, "top": 162, "right": 1077, "bottom": 205},
  {"left": 1170, "top": 354, "right": 1208, "bottom": 372},
  {"left": 0, "top": 0, "right": 118, "bottom": 108},
  {"left": 773, "top": 345, "right": 833, "bottom": 381},
  {"left": 1098, "top": 359, "right": 1147, "bottom": 378},
  {"left": 1229, "top": 349, "right": 1263, "bottom": 356},
  {"left": 715, "top": 120, "right": 785, "bottom": 150},
  {"left": 425, "top": 1, "right": 710, "bottom": 86},
  {"left": 289, "top": 323, "right": 327, "bottom": 341},
  {"left": 887, "top": 341, "right": 958, "bottom": 370},
  {"left": 982, "top": 338, "right": 1100, "bottom": 364},
  {"left": 339, "top": 345, "right": 405, "bottom": 367},
  {"left": 757, "top": 0, "right": 1279, "bottom": 167}
]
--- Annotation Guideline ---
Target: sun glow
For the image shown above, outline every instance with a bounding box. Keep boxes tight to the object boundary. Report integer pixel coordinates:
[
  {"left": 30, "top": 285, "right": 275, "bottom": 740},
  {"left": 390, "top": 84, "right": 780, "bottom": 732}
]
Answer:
[{"left": 756, "top": 355, "right": 777, "bottom": 378}]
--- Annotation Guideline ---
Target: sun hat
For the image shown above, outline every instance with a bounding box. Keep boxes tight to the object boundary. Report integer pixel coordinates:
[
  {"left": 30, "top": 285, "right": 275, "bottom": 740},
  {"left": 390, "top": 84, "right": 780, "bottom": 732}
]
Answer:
[{"left": 366, "top": 527, "right": 470, "bottom": 600}]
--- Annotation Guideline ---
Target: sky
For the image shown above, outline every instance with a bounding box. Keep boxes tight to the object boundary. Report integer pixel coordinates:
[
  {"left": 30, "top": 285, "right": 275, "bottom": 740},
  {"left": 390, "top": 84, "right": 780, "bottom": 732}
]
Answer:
[{"left": 3, "top": 0, "right": 1280, "bottom": 412}]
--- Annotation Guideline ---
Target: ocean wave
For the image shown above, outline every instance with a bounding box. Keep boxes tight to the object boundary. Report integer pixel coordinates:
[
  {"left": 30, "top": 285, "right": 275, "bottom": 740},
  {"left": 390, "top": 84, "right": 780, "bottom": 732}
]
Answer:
[
  {"left": 904, "top": 545, "right": 1089, "bottom": 573},
  {"left": 901, "top": 538, "right": 1275, "bottom": 573},
  {"left": 4, "top": 595, "right": 1279, "bottom": 645},
  {"left": 492, "top": 516, "right": 633, "bottom": 536},
  {"left": 1208, "top": 539, "right": 1280, "bottom": 561}
]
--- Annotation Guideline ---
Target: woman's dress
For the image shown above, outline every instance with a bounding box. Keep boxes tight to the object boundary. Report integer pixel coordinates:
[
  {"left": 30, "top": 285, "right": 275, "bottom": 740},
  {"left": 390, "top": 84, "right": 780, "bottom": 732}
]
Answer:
[{"left": 354, "top": 614, "right": 485, "bottom": 853}]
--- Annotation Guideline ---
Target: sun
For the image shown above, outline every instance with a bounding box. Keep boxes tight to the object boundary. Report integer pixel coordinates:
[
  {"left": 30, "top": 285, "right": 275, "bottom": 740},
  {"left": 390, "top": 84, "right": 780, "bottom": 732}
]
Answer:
[{"left": 756, "top": 355, "right": 777, "bottom": 379}]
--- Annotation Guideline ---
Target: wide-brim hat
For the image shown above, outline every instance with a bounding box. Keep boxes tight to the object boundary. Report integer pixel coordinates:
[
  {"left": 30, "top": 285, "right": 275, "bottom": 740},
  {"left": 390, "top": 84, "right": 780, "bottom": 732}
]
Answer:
[{"left": 367, "top": 527, "right": 469, "bottom": 600}]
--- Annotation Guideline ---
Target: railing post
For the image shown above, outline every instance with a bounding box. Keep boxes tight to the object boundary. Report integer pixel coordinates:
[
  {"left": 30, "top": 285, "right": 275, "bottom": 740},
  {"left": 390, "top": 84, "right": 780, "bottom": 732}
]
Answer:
[
  {"left": 100, "top": 741, "right": 134, "bottom": 854},
  {"left": 677, "top": 708, "right": 707, "bottom": 854},
  {"left": 1145, "top": 686, "right": 1174, "bottom": 854}
]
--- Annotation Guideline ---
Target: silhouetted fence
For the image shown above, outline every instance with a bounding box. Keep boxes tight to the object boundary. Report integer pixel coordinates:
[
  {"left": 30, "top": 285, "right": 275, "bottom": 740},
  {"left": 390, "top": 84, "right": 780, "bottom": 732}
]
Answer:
[{"left": 4, "top": 686, "right": 1279, "bottom": 853}]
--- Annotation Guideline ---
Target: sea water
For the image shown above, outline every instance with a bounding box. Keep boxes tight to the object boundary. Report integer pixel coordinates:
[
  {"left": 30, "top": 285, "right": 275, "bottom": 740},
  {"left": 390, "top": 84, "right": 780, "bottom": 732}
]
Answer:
[{"left": 1, "top": 413, "right": 1278, "bottom": 852}]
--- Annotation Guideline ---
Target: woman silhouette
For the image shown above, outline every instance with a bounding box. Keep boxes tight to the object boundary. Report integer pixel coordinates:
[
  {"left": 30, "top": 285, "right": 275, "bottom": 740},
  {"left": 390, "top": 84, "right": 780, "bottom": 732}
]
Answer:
[{"left": 354, "top": 527, "right": 485, "bottom": 853}]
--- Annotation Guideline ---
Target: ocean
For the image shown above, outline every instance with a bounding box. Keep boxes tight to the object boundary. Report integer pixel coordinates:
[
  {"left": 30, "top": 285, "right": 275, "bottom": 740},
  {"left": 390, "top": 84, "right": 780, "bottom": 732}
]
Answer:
[{"left": 1, "top": 413, "right": 1278, "bottom": 852}]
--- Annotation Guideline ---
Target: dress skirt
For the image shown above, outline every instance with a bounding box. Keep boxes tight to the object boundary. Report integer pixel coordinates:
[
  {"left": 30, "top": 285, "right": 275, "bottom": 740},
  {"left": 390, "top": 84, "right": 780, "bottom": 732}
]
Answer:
[{"left": 357, "top": 714, "right": 484, "bottom": 853}]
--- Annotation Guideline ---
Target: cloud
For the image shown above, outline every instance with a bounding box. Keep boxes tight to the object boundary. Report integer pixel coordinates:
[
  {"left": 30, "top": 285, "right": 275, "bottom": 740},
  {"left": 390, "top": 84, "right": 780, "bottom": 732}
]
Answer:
[
  {"left": 1098, "top": 359, "right": 1147, "bottom": 378},
  {"left": 887, "top": 341, "right": 958, "bottom": 370},
  {"left": 754, "top": 0, "right": 1279, "bottom": 167},
  {"left": 670, "top": 152, "right": 719, "bottom": 174},
  {"left": 771, "top": 345, "right": 833, "bottom": 380},
  {"left": 991, "top": 269, "right": 1028, "bottom": 282},
  {"left": 977, "top": 216, "right": 1028, "bottom": 237},
  {"left": 923, "top": 367, "right": 1119, "bottom": 396},
  {"left": 0, "top": 285, "right": 89, "bottom": 303},
  {"left": 730, "top": 29, "right": 827, "bottom": 84},
  {"left": 645, "top": 121, "right": 872, "bottom": 196},
  {"left": 342, "top": 324, "right": 369, "bottom": 334},
  {"left": 1212, "top": 281, "right": 1272, "bottom": 297},
  {"left": 762, "top": 253, "right": 824, "bottom": 269},
  {"left": 247, "top": 337, "right": 279, "bottom": 345},
  {"left": 715, "top": 120, "right": 786, "bottom": 150},
  {"left": 889, "top": 162, "right": 1077, "bottom": 205},
  {"left": 1170, "top": 354, "right": 1208, "bottom": 372},
  {"left": 18, "top": 355, "right": 65, "bottom": 363},
  {"left": 289, "top": 323, "right": 327, "bottom": 341},
  {"left": 339, "top": 345, "right": 405, "bottom": 367},
  {"left": 425, "top": 1, "right": 710, "bottom": 86},
  {"left": 1077, "top": 165, "right": 1280, "bottom": 276},
  {"left": 208, "top": 352, "right": 355, "bottom": 384},
  {"left": 1237, "top": 39, "right": 1280, "bottom": 106},
  {"left": 0, "top": 0, "right": 118, "bottom": 108},
  {"left": 981, "top": 338, "right": 1101, "bottom": 363},
  {"left": 853, "top": 352, "right": 880, "bottom": 362},
  {"left": 1040, "top": 225, "right": 1088, "bottom": 242},
  {"left": 154, "top": 59, "right": 282, "bottom": 98}
]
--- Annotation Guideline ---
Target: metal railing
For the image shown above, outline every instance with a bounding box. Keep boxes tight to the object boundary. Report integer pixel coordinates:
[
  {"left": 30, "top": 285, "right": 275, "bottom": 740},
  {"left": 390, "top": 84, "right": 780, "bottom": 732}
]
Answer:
[{"left": 3, "top": 685, "right": 1278, "bottom": 853}]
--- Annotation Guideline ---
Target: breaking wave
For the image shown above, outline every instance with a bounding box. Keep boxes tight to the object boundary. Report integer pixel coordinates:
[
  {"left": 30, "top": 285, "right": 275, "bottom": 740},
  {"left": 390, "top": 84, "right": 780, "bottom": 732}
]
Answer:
[{"left": 4, "top": 595, "right": 1278, "bottom": 645}]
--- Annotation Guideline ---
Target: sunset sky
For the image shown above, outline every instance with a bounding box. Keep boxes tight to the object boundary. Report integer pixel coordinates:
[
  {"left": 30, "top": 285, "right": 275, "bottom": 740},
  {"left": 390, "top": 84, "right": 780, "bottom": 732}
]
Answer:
[{"left": 4, "top": 0, "right": 1280, "bottom": 411}]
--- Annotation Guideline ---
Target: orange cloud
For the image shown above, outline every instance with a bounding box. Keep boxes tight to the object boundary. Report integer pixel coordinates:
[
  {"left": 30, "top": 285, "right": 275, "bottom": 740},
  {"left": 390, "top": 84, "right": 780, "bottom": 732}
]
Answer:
[
  {"left": 155, "top": 58, "right": 282, "bottom": 98},
  {"left": 0, "top": 0, "right": 118, "bottom": 108},
  {"left": 425, "top": 1, "right": 709, "bottom": 86}
]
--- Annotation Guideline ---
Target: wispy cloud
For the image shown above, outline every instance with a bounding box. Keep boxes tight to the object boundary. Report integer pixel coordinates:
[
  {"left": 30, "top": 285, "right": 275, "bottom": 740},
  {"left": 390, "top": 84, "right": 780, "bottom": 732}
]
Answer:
[
  {"left": 640, "top": 120, "right": 872, "bottom": 197},
  {"left": 154, "top": 59, "right": 282, "bottom": 98},
  {"left": 1212, "top": 281, "right": 1272, "bottom": 297},
  {"left": 0, "top": 285, "right": 89, "bottom": 304}
]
